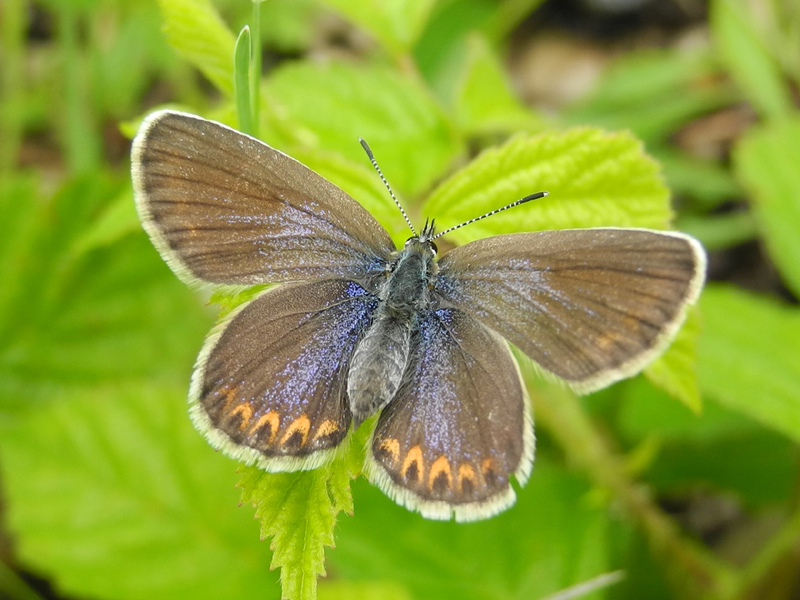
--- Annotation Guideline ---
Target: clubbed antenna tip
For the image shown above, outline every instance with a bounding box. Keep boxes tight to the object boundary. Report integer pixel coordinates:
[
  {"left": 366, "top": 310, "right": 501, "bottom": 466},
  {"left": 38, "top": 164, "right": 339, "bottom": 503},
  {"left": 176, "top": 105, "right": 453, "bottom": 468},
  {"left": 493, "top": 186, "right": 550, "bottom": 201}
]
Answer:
[
  {"left": 359, "top": 138, "right": 374, "bottom": 161},
  {"left": 431, "top": 191, "right": 549, "bottom": 240}
]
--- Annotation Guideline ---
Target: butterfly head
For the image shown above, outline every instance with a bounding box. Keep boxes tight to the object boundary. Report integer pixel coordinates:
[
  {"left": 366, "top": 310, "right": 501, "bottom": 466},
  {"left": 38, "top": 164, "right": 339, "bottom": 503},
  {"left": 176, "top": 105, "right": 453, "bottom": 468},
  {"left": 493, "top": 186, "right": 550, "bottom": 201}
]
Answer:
[{"left": 404, "top": 218, "right": 438, "bottom": 256}]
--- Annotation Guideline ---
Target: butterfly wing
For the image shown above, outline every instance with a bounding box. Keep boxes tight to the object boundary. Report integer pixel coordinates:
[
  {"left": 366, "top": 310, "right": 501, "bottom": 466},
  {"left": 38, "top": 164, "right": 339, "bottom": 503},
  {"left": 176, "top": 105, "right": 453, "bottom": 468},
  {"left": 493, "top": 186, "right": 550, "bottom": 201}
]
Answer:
[
  {"left": 192, "top": 279, "right": 378, "bottom": 470},
  {"left": 132, "top": 110, "right": 395, "bottom": 286},
  {"left": 434, "top": 228, "right": 706, "bottom": 392},
  {"left": 366, "top": 308, "right": 534, "bottom": 522}
]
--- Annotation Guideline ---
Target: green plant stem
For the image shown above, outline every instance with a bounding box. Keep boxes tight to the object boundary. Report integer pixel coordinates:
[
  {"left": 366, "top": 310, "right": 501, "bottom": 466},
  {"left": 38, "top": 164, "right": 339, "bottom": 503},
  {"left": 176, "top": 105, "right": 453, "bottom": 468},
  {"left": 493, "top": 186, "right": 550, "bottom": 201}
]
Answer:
[
  {"left": 529, "top": 378, "right": 738, "bottom": 599},
  {"left": 251, "top": 0, "right": 262, "bottom": 138},
  {"left": 0, "top": 0, "right": 25, "bottom": 174},
  {"left": 234, "top": 26, "right": 253, "bottom": 135},
  {"left": 58, "top": 6, "right": 100, "bottom": 174}
]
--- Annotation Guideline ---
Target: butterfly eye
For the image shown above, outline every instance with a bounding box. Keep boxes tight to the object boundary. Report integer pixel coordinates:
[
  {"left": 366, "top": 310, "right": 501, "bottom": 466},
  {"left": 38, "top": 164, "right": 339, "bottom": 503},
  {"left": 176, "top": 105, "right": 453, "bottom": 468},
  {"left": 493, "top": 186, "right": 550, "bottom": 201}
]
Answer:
[{"left": 430, "top": 241, "right": 438, "bottom": 255}]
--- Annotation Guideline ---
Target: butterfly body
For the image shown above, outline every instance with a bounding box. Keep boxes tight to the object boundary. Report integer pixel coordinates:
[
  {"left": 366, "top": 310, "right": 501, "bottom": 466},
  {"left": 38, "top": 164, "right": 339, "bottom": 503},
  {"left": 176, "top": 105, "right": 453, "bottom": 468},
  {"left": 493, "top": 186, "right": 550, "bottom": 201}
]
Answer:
[
  {"left": 348, "top": 229, "right": 439, "bottom": 425},
  {"left": 132, "top": 110, "right": 706, "bottom": 522}
]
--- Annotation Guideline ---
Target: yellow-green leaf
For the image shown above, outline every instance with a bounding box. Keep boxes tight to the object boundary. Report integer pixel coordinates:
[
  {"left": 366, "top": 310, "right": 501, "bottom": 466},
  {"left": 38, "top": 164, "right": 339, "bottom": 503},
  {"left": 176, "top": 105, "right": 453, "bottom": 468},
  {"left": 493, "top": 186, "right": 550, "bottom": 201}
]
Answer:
[
  {"left": 453, "top": 34, "right": 546, "bottom": 136},
  {"left": 424, "top": 128, "right": 672, "bottom": 244},
  {"left": 319, "top": 0, "right": 435, "bottom": 57},
  {"left": 645, "top": 308, "right": 702, "bottom": 414},
  {"left": 157, "top": 0, "right": 236, "bottom": 96},
  {"left": 698, "top": 285, "right": 800, "bottom": 443}
]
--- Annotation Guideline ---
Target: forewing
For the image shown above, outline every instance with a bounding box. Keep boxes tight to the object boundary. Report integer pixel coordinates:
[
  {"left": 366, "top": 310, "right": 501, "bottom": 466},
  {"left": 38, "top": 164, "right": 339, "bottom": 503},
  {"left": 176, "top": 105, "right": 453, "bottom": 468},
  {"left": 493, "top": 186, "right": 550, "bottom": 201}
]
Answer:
[
  {"left": 435, "top": 229, "right": 706, "bottom": 392},
  {"left": 191, "top": 279, "right": 378, "bottom": 471},
  {"left": 132, "top": 110, "right": 395, "bottom": 285},
  {"left": 367, "top": 309, "right": 534, "bottom": 522}
]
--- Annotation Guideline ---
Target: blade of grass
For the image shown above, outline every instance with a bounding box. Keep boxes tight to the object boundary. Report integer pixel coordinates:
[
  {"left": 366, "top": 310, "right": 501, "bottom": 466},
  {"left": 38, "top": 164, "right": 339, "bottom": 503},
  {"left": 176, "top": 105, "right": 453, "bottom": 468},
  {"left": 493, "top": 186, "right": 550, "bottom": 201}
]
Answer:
[
  {"left": 58, "top": 5, "right": 101, "bottom": 174},
  {"left": 251, "top": 0, "right": 263, "bottom": 138},
  {"left": 234, "top": 25, "right": 253, "bottom": 136}
]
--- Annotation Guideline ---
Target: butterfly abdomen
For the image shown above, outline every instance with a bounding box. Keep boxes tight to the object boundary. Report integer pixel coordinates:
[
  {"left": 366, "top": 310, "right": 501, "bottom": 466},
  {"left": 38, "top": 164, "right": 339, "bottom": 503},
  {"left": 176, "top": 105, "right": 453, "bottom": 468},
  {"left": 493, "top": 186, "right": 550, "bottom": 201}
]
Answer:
[
  {"left": 347, "top": 240, "right": 438, "bottom": 426},
  {"left": 347, "top": 314, "right": 411, "bottom": 426}
]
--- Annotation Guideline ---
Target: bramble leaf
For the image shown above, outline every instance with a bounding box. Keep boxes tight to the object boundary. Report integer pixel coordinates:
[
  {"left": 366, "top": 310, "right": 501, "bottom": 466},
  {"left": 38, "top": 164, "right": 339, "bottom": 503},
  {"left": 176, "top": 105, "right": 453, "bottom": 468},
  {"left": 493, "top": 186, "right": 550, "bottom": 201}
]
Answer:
[
  {"left": 646, "top": 308, "right": 702, "bottom": 414},
  {"left": 264, "top": 61, "right": 462, "bottom": 198},
  {"left": 238, "top": 432, "right": 365, "bottom": 600},
  {"left": 697, "top": 285, "right": 800, "bottom": 443},
  {"left": 424, "top": 128, "right": 673, "bottom": 245},
  {"left": 0, "top": 381, "right": 278, "bottom": 600}
]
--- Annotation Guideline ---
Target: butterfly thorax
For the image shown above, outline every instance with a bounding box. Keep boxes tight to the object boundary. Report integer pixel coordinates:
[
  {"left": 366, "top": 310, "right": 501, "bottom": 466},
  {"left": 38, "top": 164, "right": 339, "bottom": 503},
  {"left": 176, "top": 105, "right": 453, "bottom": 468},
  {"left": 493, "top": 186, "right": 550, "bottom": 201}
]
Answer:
[
  {"left": 347, "top": 236, "right": 438, "bottom": 426},
  {"left": 380, "top": 237, "right": 438, "bottom": 316}
]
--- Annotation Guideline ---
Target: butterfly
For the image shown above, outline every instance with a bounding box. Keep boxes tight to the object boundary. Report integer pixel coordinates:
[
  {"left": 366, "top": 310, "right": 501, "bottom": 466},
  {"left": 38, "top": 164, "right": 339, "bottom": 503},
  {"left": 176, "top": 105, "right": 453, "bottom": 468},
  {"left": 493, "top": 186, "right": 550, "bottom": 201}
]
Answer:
[{"left": 132, "top": 110, "right": 706, "bottom": 522}]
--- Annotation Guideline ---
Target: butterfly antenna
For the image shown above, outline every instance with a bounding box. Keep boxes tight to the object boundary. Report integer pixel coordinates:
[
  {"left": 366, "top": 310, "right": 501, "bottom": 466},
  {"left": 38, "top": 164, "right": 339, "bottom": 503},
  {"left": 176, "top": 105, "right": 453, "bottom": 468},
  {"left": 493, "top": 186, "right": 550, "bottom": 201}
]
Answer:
[
  {"left": 360, "top": 138, "right": 416, "bottom": 236},
  {"left": 430, "top": 191, "right": 549, "bottom": 240}
]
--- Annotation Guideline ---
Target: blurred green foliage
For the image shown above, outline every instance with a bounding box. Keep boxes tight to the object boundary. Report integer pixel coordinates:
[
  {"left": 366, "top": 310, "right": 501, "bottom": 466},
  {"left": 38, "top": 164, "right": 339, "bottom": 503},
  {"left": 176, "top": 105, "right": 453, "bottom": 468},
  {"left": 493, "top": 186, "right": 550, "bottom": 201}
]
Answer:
[{"left": 1, "top": 1, "right": 800, "bottom": 600}]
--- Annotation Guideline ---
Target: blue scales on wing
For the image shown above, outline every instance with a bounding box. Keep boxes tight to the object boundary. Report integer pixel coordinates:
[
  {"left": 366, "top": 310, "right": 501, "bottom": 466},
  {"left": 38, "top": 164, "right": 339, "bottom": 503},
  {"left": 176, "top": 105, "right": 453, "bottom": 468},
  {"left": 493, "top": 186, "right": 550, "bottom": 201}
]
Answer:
[{"left": 191, "top": 279, "right": 378, "bottom": 471}]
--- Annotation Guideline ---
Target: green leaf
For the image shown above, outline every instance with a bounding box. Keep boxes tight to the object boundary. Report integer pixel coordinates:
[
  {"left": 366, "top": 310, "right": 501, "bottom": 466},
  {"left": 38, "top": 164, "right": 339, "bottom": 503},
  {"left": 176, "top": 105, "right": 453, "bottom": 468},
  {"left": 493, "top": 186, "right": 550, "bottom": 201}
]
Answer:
[
  {"left": 329, "top": 462, "right": 613, "bottom": 600},
  {"left": 90, "top": 4, "right": 177, "bottom": 118},
  {"left": 710, "top": 0, "right": 793, "bottom": 120},
  {"left": 239, "top": 469, "right": 332, "bottom": 600},
  {"left": 564, "top": 47, "right": 732, "bottom": 144},
  {"left": 617, "top": 376, "right": 755, "bottom": 444},
  {"left": 258, "top": 0, "right": 321, "bottom": 53},
  {"left": 0, "top": 173, "right": 42, "bottom": 328},
  {"left": 413, "top": 0, "right": 546, "bottom": 101},
  {"left": 645, "top": 308, "right": 702, "bottom": 414},
  {"left": 0, "top": 381, "right": 277, "bottom": 600},
  {"left": 424, "top": 128, "right": 673, "bottom": 245},
  {"left": 0, "top": 174, "right": 210, "bottom": 408},
  {"left": 157, "top": 0, "right": 236, "bottom": 96},
  {"left": 413, "top": 0, "right": 497, "bottom": 100},
  {"left": 264, "top": 61, "right": 462, "bottom": 198},
  {"left": 208, "top": 285, "right": 270, "bottom": 318},
  {"left": 733, "top": 116, "right": 800, "bottom": 297},
  {"left": 675, "top": 212, "right": 757, "bottom": 253},
  {"left": 697, "top": 285, "right": 800, "bottom": 444},
  {"left": 318, "top": 0, "right": 436, "bottom": 57},
  {"left": 70, "top": 188, "right": 141, "bottom": 255},
  {"left": 651, "top": 147, "right": 741, "bottom": 210},
  {"left": 318, "top": 580, "right": 413, "bottom": 600},
  {"left": 453, "top": 34, "right": 546, "bottom": 136},
  {"left": 238, "top": 432, "right": 364, "bottom": 600},
  {"left": 645, "top": 429, "right": 797, "bottom": 508}
]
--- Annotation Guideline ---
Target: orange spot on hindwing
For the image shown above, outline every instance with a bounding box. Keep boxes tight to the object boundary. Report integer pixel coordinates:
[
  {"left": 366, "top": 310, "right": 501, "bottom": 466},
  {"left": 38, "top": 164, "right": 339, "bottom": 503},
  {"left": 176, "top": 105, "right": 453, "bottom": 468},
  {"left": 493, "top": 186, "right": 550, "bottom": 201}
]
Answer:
[
  {"left": 313, "top": 419, "right": 340, "bottom": 441},
  {"left": 215, "top": 385, "right": 239, "bottom": 413},
  {"left": 248, "top": 411, "right": 281, "bottom": 445},
  {"left": 481, "top": 458, "right": 498, "bottom": 485},
  {"left": 458, "top": 463, "right": 477, "bottom": 494},
  {"left": 280, "top": 415, "right": 311, "bottom": 449},
  {"left": 226, "top": 403, "right": 253, "bottom": 431},
  {"left": 402, "top": 445, "right": 424, "bottom": 483},
  {"left": 376, "top": 438, "right": 400, "bottom": 465},
  {"left": 428, "top": 456, "right": 452, "bottom": 493}
]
